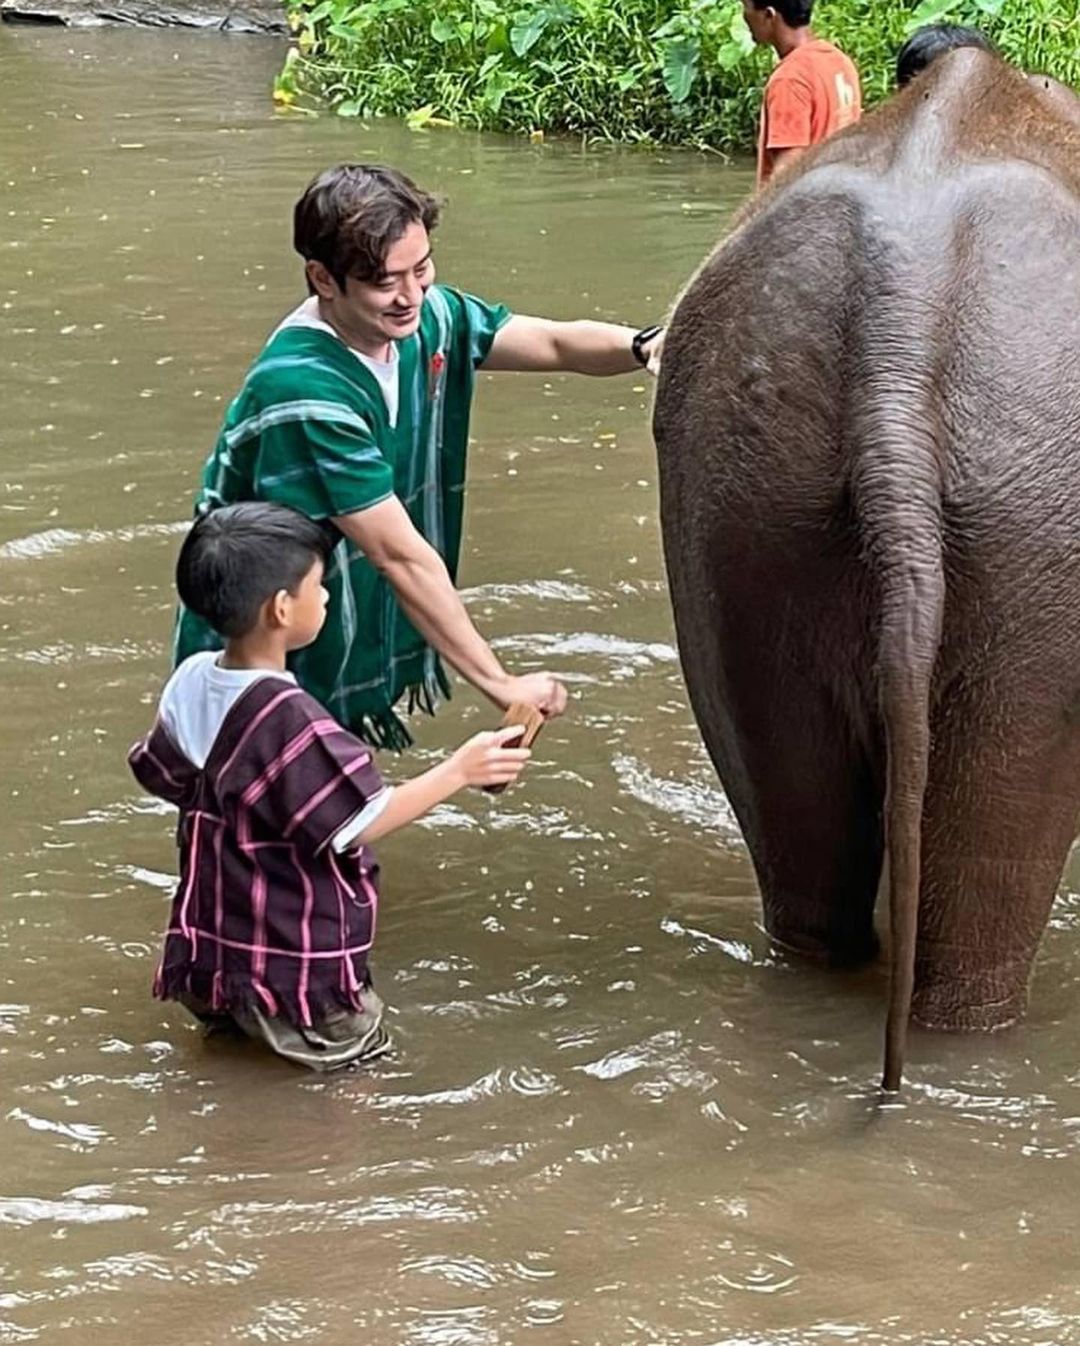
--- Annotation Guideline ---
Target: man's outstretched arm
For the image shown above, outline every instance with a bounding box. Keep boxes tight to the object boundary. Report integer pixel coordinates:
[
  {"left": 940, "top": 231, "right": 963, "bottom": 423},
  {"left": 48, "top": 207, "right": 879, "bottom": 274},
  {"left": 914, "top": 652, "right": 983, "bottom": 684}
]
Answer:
[{"left": 481, "top": 314, "right": 663, "bottom": 376}]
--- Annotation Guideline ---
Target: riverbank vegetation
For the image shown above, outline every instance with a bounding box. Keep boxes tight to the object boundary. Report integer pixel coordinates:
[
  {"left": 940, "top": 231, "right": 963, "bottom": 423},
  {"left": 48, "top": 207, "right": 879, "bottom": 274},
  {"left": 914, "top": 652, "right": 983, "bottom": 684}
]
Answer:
[{"left": 274, "top": 0, "right": 1079, "bottom": 150}]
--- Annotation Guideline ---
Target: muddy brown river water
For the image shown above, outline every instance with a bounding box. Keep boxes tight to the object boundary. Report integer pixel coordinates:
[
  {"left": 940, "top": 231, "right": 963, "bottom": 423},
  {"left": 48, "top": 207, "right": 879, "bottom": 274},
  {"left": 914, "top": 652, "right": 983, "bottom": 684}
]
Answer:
[{"left": 2, "top": 23, "right": 1079, "bottom": 1346}]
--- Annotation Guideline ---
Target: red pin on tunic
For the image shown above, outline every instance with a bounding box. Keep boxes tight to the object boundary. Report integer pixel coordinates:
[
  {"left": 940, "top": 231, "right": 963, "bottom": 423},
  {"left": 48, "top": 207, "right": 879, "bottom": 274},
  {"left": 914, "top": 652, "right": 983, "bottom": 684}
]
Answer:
[{"left": 428, "top": 349, "right": 446, "bottom": 399}]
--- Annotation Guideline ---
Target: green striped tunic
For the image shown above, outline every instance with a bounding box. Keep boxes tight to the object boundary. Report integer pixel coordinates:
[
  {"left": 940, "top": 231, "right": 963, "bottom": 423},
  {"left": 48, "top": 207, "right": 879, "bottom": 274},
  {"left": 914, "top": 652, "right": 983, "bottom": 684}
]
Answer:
[{"left": 175, "top": 284, "right": 511, "bottom": 748}]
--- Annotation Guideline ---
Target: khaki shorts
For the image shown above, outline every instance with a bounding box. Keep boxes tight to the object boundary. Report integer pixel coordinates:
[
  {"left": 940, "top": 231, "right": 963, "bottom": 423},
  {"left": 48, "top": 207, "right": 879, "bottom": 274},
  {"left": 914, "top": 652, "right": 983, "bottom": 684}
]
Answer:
[{"left": 179, "top": 988, "right": 390, "bottom": 1073}]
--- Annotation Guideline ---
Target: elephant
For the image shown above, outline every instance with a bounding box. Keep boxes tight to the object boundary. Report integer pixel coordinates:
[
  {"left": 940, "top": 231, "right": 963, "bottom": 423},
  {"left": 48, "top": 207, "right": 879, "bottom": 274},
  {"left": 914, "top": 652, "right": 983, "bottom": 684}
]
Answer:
[
  {"left": 652, "top": 50, "right": 1080, "bottom": 1090},
  {"left": 1028, "top": 72, "right": 1080, "bottom": 124}
]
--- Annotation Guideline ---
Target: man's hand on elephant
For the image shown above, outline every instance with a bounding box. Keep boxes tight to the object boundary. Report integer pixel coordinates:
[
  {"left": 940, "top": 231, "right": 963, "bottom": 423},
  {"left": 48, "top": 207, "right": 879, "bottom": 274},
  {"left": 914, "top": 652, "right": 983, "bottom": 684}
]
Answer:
[{"left": 493, "top": 672, "right": 568, "bottom": 719}]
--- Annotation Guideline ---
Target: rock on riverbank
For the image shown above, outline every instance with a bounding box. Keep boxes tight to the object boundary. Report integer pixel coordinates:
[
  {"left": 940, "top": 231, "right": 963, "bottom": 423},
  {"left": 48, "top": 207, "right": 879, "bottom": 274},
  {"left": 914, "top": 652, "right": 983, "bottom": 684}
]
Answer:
[{"left": 0, "top": 0, "right": 284, "bottom": 33}]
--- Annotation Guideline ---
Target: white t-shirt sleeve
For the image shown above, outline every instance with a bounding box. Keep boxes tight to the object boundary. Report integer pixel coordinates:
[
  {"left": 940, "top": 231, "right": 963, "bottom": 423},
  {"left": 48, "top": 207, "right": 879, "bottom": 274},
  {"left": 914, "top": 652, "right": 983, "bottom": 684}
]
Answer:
[{"left": 331, "top": 787, "right": 395, "bottom": 853}]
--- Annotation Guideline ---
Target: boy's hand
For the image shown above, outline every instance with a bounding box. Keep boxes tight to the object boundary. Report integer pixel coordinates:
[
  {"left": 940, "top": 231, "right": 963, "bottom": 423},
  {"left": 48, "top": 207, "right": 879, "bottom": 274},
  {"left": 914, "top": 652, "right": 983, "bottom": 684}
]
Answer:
[{"left": 450, "top": 726, "right": 532, "bottom": 790}]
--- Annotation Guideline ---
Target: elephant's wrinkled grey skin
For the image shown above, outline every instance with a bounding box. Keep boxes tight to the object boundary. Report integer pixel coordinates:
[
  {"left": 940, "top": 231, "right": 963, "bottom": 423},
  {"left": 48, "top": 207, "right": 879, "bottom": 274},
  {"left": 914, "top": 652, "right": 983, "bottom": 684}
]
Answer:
[
  {"left": 653, "top": 50, "right": 1080, "bottom": 1091},
  {"left": 1027, "top": 72, "right": 1080, "bottom": 124}
]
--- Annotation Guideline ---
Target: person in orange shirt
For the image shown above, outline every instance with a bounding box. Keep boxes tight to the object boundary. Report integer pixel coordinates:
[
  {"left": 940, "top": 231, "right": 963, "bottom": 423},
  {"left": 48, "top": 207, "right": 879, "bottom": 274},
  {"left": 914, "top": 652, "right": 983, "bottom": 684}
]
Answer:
[{"left": 742, "top": 0, "right": 863, "bottom": 188}]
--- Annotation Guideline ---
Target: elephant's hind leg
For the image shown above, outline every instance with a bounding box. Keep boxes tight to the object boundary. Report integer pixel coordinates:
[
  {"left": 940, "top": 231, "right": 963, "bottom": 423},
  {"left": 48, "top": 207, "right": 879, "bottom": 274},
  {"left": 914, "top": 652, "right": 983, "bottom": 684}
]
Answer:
[
  {"left": 740, "top": 689, "right": 885, "bottom": 968},
  {"left": 913, "top": 688, "right": 1080, "bottom": 1029},
  {"left": 687, "top": 605, "right": 886, "bottom": 968}
]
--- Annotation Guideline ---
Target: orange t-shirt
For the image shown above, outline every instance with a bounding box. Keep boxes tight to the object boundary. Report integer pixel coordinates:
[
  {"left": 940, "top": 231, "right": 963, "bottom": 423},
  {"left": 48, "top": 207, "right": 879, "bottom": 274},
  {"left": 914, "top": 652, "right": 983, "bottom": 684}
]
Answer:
[{"left": 757, "top": 39, "right": 862, "bottom": 186}]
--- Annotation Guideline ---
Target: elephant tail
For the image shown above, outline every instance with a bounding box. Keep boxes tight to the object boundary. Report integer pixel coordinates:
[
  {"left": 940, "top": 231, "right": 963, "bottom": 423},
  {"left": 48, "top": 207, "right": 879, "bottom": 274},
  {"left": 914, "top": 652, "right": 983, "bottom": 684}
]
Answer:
[{"left": 855, "top": 393, "right": 946, "bottom": 1092}]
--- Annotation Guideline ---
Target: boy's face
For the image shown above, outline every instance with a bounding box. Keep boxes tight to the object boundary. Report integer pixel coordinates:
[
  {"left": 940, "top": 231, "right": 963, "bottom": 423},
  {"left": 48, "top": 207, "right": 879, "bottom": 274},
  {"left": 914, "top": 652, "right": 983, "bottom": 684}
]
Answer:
[
  {"left": 284, "top": 558, "right": 329, "bottom": 650},
  {"left": 307, "top": 220, "right": 436, "bottom": 355}
]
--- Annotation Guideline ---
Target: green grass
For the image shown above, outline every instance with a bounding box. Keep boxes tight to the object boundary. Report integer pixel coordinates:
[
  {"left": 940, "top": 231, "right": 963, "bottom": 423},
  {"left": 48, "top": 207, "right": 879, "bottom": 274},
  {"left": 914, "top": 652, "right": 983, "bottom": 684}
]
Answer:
[{"left": 273, "top": 0, "right": 1080, "bottom": 151}]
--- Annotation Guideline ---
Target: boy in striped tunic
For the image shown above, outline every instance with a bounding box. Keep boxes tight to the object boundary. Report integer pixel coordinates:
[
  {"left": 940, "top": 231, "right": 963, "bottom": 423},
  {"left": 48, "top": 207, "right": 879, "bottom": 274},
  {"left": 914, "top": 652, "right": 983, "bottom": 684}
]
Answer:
[{"left": 130, "top": 503, "right": 531, "bottom": 1071}]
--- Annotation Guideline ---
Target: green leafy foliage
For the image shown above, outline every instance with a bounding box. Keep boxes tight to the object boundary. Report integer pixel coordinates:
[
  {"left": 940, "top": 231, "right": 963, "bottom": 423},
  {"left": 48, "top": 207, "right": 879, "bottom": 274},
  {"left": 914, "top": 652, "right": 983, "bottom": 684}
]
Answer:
[
  {"left": 824, "top": 0, "right": 1079, "bottom": 105},
  {"left": 278, "top": 0, "right": 1079, "bottom": 149}
]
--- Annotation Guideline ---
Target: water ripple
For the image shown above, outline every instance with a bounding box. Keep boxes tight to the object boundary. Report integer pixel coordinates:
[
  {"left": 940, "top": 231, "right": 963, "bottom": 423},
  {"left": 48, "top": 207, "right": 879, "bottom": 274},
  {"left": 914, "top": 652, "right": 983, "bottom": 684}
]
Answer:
[
  {"left": 611, "top": 752, "right": 740, "bottom": 838},
  {"left": 202, "top": 1189, "right": 482, "bottom": 1235},
  {"left": 493, "top": 630, "right": 676, "bottom": 677},
  {"left": 714, "top": 1248, "right": 799, "bottom": 1295},
  {"left": 402, "top": 1254, "right": 501, "bottom": 1290},
  {"left": 6, "top": 1107, "right": 106, "bottom": 1149},
  {"left": 0, "top": 519, "right": 186, "bottom": 561},
  {"left": 370, "top": 1069, "right": 506, "bottom": 1110},
  {"left": 462, "top": 579, "right": 595, "bottom": 606},
  {"left": 660, "top": 915, "right": 757, "bottom": 964},
  {"left": 0, "top": 1196, "right": 147, "bottom": 1226}
]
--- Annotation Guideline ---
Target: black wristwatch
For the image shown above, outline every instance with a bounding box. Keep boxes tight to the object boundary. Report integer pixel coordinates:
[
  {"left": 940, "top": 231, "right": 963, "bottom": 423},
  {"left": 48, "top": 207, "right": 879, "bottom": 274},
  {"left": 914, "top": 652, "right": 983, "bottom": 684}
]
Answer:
[{"left": 631, "top": 323, "right": 663, "bottom": 367}]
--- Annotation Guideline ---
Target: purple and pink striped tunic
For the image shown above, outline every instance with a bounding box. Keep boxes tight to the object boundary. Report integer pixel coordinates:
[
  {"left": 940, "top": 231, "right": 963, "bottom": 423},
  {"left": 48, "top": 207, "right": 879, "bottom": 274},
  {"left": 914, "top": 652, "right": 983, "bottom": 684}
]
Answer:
[{"left": 129, "top": 677, "right": 386, "bottom": 1028}]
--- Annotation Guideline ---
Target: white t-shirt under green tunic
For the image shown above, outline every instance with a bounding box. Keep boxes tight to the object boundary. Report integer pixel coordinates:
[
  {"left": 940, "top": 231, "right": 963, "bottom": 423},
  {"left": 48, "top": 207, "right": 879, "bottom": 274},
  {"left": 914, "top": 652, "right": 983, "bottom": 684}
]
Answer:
[
  {"left": 273, "top": 297, "right": 401, "bottom": 428},
  {"left": 174, "top": 284, "right": 512, "bottom": 749}
]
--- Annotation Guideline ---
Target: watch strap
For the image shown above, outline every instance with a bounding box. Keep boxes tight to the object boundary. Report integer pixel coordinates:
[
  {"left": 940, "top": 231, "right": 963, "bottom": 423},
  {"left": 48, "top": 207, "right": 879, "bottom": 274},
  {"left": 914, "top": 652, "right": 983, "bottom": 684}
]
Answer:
[{"left": 632, "top": 323, "right": 663, "bottom": 366}]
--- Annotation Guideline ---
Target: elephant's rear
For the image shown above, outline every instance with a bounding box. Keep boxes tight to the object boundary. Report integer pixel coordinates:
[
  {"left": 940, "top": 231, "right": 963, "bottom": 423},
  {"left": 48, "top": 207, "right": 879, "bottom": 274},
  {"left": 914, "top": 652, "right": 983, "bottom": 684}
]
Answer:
[{"left": 653, "top": 50, "right": 1080, "bottom": 1086}]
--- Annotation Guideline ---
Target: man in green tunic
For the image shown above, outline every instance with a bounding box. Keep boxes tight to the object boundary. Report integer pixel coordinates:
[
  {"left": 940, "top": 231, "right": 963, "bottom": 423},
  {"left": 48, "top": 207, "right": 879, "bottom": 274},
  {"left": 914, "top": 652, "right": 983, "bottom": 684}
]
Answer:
[{"left": 176, "top": 163, "right": 664, "bottom": 747}]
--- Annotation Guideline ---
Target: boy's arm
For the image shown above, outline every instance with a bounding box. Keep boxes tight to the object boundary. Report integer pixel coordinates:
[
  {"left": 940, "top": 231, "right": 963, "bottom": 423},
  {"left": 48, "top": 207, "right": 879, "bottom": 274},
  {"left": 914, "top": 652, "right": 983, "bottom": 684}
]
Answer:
[
  {"left": 353, "top": 727, "right": 530, "bottom": 844},
  {"left": 128, "top": 721, "right": 198, "bottom": 810},
  {"left": 353, "top": 760, "right": 467, "bottom": 844},
  {"left": 769, "top": 146, "right": 805, "bottom": 175},
  {"left": 329, "top": 786, "right": 396, "bottom": 853}
]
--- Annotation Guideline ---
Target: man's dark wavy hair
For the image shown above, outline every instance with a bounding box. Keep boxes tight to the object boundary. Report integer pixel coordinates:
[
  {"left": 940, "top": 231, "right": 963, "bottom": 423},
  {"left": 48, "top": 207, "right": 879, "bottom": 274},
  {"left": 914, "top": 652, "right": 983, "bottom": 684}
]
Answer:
[{"left": 293, "top": 163, "right": 441, "bottom": 292}]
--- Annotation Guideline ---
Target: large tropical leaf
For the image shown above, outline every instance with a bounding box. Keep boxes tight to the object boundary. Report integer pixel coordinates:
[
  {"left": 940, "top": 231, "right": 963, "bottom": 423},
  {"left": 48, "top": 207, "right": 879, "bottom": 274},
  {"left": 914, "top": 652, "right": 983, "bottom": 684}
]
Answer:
[{"left": 659, "top": 36, "right": 700, "bottom": 104}]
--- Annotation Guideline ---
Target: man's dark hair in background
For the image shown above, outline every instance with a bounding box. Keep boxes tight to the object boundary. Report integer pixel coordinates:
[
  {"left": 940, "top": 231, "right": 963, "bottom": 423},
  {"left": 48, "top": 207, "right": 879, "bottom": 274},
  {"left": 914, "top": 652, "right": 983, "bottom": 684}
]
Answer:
[
  {"left": 747, "top": 0, "right": 813, "bottom": 24},
  {"left": 896, "top": 24, "right": 996, "bottom": 88}
]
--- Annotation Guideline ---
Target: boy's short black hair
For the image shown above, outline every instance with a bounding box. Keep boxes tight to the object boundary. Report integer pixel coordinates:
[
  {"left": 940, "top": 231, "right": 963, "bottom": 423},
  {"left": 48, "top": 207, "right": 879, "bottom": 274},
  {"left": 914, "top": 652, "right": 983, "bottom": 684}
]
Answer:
[
  {"left": 294, "top": 164, "right": 441, "bottom": 292},
  {"left": 896, "top": 24, "right": 995, "bottom": 88},
  {"left": 176, "top": 502, "right": 335, "bottom": 639},
  {"left": 749, "top": 0, "right": 813, "bottom": 26}
]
